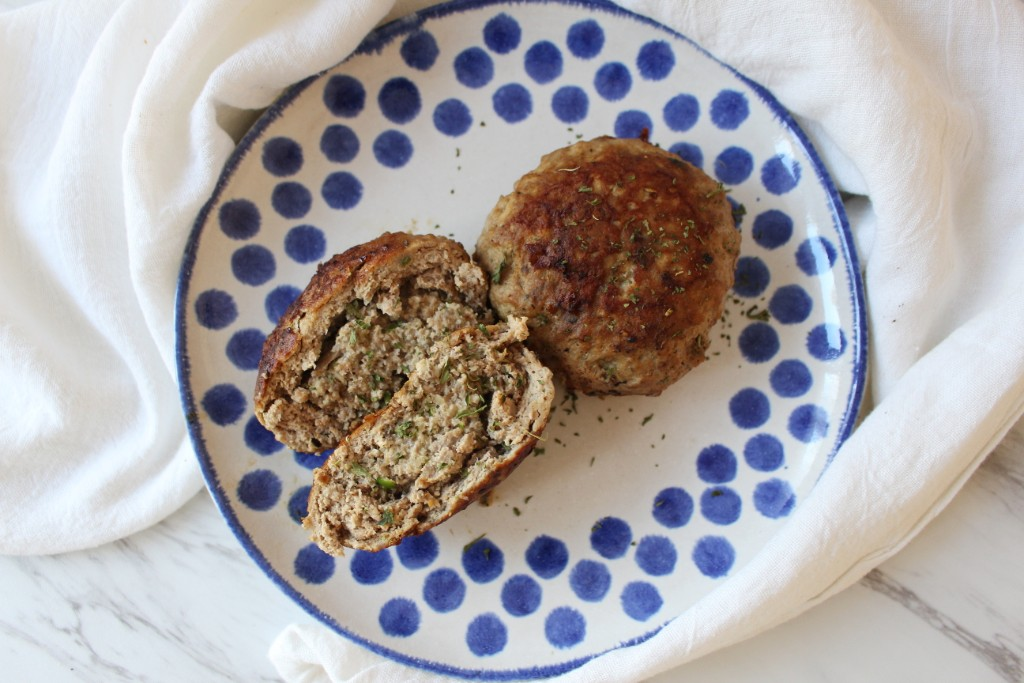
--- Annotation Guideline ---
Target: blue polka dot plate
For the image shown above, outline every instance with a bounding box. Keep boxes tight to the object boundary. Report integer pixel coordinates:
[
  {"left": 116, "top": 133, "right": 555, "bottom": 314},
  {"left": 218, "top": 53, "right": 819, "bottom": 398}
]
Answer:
[{"left": 176, "top": 0, "right": 866, "bottom": 678}]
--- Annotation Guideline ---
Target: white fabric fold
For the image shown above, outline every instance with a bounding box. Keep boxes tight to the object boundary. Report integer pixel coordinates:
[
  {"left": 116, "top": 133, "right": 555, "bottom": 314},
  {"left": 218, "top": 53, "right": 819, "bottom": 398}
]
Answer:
[
  {"left": 2, "top": 0, "right": 1022, "bottom": 680},
  {"left": 0, "top": 0, "right": 396, "bottom": 555}
]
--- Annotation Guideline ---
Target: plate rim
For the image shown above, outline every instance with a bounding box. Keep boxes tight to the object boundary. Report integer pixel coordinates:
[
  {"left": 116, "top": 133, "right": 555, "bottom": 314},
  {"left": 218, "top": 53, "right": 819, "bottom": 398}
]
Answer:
[{"left": 174, "top": 0, "right": 868, "bottom": 678}]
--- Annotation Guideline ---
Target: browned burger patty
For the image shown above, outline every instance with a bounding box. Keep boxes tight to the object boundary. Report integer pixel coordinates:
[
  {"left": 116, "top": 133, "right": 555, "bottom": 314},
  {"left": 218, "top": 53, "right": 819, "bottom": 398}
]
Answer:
[
  {"left": 304, "top": 317, "right": 553, "bottom": 554},
  {"left": 254, "top": 232, "right": 492, "bottom": 453},
  {"left": 475, "top": 136, "right": 741, "bottom": 396}
]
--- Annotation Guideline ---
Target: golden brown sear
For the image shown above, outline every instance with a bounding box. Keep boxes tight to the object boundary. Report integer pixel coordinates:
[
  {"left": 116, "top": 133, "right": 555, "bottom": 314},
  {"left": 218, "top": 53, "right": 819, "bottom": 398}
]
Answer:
[{"left": 475, "top": 136, "right": 740, "bottom": 396}]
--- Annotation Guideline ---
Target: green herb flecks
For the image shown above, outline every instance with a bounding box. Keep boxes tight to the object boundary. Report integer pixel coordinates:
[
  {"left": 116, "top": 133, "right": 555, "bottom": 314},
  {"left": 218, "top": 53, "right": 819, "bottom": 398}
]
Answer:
[
  {"left": 463, "top": 533, "right": 486, "bottom": 554},
  {"left": 395, "top": 421, "right": 416, "bottom": 439},
  {"left": 492, "top": 255, "right": 506, "bottom": 284}
]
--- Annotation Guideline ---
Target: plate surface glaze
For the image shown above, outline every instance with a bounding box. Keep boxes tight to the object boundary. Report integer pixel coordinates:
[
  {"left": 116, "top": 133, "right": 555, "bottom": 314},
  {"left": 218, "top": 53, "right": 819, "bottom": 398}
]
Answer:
[{"left": 176, "top": 0, "right": 866, "bottom": 678}]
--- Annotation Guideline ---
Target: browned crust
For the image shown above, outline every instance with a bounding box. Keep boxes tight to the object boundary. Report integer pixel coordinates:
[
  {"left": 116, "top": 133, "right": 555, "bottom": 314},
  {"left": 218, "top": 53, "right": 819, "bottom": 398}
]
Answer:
[
  {"left": 253, "top": 231, "right": 491, "bottom": 452},
  {"left": 476, "top": 136, "right": 740, "bottom": 396}
]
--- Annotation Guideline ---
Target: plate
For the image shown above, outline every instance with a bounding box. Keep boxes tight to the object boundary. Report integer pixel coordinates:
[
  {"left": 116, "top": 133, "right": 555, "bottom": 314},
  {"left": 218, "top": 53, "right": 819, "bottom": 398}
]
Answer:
[{"left": 176, "top": 0, "right": 866, "bottom": 678}]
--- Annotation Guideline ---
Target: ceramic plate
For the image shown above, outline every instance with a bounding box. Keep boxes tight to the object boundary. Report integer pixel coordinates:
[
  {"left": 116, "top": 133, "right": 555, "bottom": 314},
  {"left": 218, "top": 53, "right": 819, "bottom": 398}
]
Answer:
[{"left": 176, "top": 0, "right": 866, "bottom": 678}]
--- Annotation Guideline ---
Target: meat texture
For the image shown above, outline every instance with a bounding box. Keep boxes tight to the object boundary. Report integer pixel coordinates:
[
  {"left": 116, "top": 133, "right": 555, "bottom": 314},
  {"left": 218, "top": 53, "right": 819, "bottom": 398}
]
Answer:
[
  {"left": 254, "top": 232, "right": 492, "bottom": 453},
  {"left": 304, "top": 317, "right": 554, "bottom": 553},
  {"left": 476, "top": 136, "right": 741, "bottom": 396}
]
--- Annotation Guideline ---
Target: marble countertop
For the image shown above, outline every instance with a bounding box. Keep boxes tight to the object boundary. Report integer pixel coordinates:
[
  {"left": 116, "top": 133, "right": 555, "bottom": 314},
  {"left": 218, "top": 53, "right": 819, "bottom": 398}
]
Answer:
[{"left": 2, "top": 418, "right": 1021, "bottom": 682}]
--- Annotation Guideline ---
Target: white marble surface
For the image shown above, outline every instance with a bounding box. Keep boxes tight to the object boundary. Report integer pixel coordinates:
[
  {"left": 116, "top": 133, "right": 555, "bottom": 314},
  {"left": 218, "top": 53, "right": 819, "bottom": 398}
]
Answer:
[{"left": 2, "top": 417, "right": 1021, "bottom": 682}]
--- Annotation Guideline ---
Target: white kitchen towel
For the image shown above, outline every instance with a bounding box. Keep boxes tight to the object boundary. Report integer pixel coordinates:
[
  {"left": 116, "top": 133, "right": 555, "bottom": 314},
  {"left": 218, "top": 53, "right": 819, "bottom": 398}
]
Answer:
[
  {"left": 267, "top": 1, "right": 1024, "bottom": 682},
  {"left": 0, "top": 0, "right": 396, "bottom": 555},
  {"left": 1, "top": 0, "right": 1022, "bottom": 680}
]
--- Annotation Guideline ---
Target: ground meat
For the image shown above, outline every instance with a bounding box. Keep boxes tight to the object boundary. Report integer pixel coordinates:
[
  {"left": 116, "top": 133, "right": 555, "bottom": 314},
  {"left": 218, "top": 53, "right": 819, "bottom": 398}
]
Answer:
[
  {"left": 475, "top": 136, "right": 741, "bottom": 396},
  {"left": 254, "top": 232, "right": 492, "bottom": 453},
  {"left": 304, "top": 317, "right": 554, "bottom": 554}
]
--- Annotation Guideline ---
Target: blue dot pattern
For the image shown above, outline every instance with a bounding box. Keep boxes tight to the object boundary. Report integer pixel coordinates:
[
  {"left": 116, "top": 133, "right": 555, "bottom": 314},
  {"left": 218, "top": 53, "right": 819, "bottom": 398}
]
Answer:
[
  {"left": 323, "top": 74, "right": 365, "bottom": 117},
  {"left": 670, "top": 141, "right": 703, "bottom": 168},
  {"left": 466, "top": 613, "right": 507, "bottom": 656},
  {"left": 733, "top": 256, "right": 770, "bottom": 298},
  {"left": 789, "top": 404, "right": 829, "bottom": 443},
  {"left": 614, "top": 110, "right": 653, "bottom": 139},
  {"left": 796, "top": 236, "right": 838, "bottom": 276},
  {"left": 770, "top": 284, "right": 813, "bottom": 324},
  {"left": 700, "top": 487, "right": 742, "bottom": 525},
  {"left": 729, "top": 387, "right": 771, "bottom": 429},
  {"left": 526, "top": 535, "right": 569, "bottom": 579},
  {"left": 770, "top": 359, "right": 813, "bottom": 397},
  {"left": 762, "top": 154, "right": 802, "bottom": 194},
  {"left": 262, "top": 137, "right": 303, "bottom": 177},
  {"left": 652, "top": 487, "right": 694, "bottom": 528},
  {"left": 194, "top": 289, "right": 237, "bottom": 329},
  {"left": 294, "top": 544, "right": 335, "bottom": 584},
  {"left": 692, "top": 536, "right": 736, "bottom": 578},
  {"left": 664, "top": 94, "right": 699, "bottom": 132},
  {"left": 566, "top": 19, "right": 604, "bottom": 59},
  {"left": 714, "top": 145, "right": 754, "bottom": 184},
  {"left": 320, "top": 124, "right": 360, "bottom": 163},
  {"left": 620, "top": 582, "right": 662, "bottom": 621},
  {"left": 237, "top": 469, "right": 281, "bottom": 511},
  {"left": 264, "top": 285, "right": 300, "bottom": 323},
  {"left": 635, "top": 535, "right": 677, "bottom": 576},
  {"left": 293, "top": 449, "right": 330, "bottom": 470},
  {"left": 201, "top": 383, "right": 246, "bottom": 425},
  {"left": 231, "top": 245, "right": 275, "bottom": 286},
  {"left": 462, "top": 538, "right": 504, "bottom": 583},
  {"left": 219, "top": 199, "right": 260, "bottom": 240},
  {"left": 696, "top": 445, "right": 737, "bottom": 484},
  {"left": 807, "top": 323, "right": 847, "bottom": 361},
  {"left": 738, "top": 322, "right": 780, "bottom": 364},
  {"left": 754, "top": 479, "right": 796, "bottom": 519},
  {"left": 401, "top": 31, "right": 439, "bottom": 71},
  {"left": 594, "top": 62, "right": 631, "bottom": 101},
  {"left": 525, "top": 41, "right": 563, "bottom": 84},
  {"left": 636, "top": 41, "right": 674, "bottom": 80},
  {"left": 284, "top": 225, "right": 326, "bottom": 264},
  {"left": 483, "top": 13, "right": 521, "bottom": 54},
  {"left": 590, "top": 517, "right": 632, "bottom": 559},
  {"left": 380, "top": 598, "right": 420, "bottom": 637},
  {"left": 322, "top": 171, "right": 363, "bottom": 210},
  {"left": 182, "top": 4, "right": 865, "bottom": 672},
  {"left": 225, "top": 328, "right": 265, "bottom": 370},
  {"left": 710, "top": 89, "right": 749, "bottom": 130},
  {"left": 501, "top": 574, "right": 542, "bottom": 616},
  {"left": 454, "top": 47, "right": 494, "bottom": 88},
  {"left": 569, "top": 560, "right": 611, "bottom": 602},
  {"left": 271, "top": 182, "right": 312, "bottom": 219},
  {"left": 545, "top": 607, "right": 586, "bottom": 649},
  {"left": 287, "top": 485, "right": 310, "bottom": 524},
  {"left": 396, "top": 531, "right": 439, "bottom": 570},
  {"left": 551, "top": 86, "right": 588, "bottom": 123},
  {"left": 378, "top": 77, "right": 422, "bottom": 124},
  {"left": 744, "top": 433, "right": 785, "bottom": 471},
  {"left": 373, "top": 130, "right": 414, "bottom": 169},
  {"left": 351, "top": 549, "right": 393, "bottom": 585},
  {"left": 492, "top": 83, "right": 532, "bottom": 123},
  {"left": 244, "top": 416, "right": 283, "bottom": 456},
  {"left": 434, "top": 98, "right": 473, "bottom": 136},
  {"left": 424, "top": 568, "right": 466, "bottom": 613}
]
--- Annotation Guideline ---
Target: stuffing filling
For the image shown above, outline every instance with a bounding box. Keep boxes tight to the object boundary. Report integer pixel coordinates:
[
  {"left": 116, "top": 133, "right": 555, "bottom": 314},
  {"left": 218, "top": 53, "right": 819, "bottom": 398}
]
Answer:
[
  {"left": 317, "top": 324, "right": 534, "bottom": 545},
  {"left": 291, "top": 288, "right": 482, "bottom": 450}
]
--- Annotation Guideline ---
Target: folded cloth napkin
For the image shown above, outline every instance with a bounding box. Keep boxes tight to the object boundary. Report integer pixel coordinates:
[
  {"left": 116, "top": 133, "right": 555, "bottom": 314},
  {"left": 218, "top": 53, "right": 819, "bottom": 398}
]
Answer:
[
  {"left": 1, "top": 0, "right": 1022, "bottom": 680},
  {"left": 0, "top": 0, "right": 395, "bottom": 554}
]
